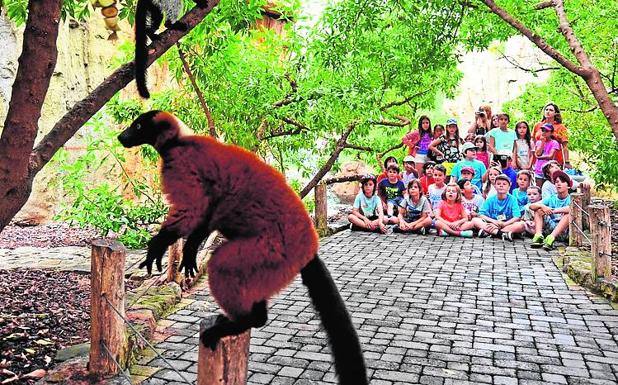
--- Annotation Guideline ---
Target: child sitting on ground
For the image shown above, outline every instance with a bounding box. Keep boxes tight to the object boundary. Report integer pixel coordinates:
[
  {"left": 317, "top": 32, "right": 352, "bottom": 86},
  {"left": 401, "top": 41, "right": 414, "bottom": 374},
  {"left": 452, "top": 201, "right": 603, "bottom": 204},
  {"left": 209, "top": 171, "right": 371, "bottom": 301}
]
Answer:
[
  {"left": 514, "top": 170, "right": 533, "bottom": 209},
  {"left": 483, "top": 166, "right": 502, "bottom": 199},
  {"left": 427, "top": 164, "right": 447, "bottom": 213},
  {"left": 472, "top": 174, "right": 526, "bottom": 241},
  {"left": 378, "top": 164, "right": 406, "bottom": 224},
  {"left": 395, "top": 180, "right": 433, "bottom": 234},
  {"left": 529, "top": 171, "right": 572, "bottom": 250},
  {"left": 419, "top": 161, "right": 436, "bottom": 194},
  {"left": 434, "top": 183, "right": 475, "bottom": 237},
  {"left": 457, "top": 179, "right": 485, "bottom": 219},
  {"left": 348, "top": 174, "right": 387, "bottom": 233},
  {"left": 522, "top": 185, "right": 542, "bottom": 237},
  {"left": 376, "top": 156, "right": 402, "bottom": 184}
]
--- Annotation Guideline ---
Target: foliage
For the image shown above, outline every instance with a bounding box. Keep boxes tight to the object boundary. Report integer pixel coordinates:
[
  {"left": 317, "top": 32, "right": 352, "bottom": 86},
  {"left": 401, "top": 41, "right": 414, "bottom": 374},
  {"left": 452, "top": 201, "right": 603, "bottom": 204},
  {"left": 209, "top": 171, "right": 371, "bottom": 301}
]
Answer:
[
  {"left": 53, "top": 113, "right": 166, "bottom": 248},
  {"left": 466, "top": 0, "right": 618, "bottom": 187}
]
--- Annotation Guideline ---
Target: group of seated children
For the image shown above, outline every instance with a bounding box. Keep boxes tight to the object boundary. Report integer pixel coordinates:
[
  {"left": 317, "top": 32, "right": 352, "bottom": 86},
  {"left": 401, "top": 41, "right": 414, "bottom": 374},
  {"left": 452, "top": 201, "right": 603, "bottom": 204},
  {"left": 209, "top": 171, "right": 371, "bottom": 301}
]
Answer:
[{"left": 348, "top": 154, "right": 576, "bottom": 250}]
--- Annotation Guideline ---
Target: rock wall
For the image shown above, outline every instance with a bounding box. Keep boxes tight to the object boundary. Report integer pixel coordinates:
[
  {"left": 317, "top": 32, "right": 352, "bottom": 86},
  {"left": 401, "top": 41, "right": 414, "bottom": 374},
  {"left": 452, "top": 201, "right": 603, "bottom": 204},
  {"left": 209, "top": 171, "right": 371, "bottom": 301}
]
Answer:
[
  {"left": 443, "top": 36, "right": 552, "bottom": 128},
  {"left": 0, "top": 14, "right": 134, "bottom": 224}
]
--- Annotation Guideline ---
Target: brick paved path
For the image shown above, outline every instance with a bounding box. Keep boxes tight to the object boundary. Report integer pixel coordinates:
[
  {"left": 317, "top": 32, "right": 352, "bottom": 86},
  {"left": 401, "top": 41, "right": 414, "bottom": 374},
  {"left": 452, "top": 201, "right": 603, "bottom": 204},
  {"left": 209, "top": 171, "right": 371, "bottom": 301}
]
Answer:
[{"left": 135, "top": 231, "right": 618, "bottom": 385}]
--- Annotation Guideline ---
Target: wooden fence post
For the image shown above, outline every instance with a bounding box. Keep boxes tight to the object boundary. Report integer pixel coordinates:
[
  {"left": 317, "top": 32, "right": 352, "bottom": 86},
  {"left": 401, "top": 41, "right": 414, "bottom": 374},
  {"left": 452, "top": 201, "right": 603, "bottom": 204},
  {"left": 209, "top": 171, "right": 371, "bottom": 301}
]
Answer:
[
  {"left": 315, "top": 181, "right": 328, "bottom": 236},
  {"left": 198, "top": 316, "right": 251, "bottom": 385},
  {"left": 89, "top": 239, "right": 127, "bottom": 376},
  {"left": 589, "top": 204, "right": 612, "bottom": 280},
  {"left": 580, "top": 183, "right": 591, "bottom": 231},
  {"left": 569, "top": 193, "right": 583, "bottom": 247},
  {"left": 167, "top": 239, "right": 184, "bottom": 284}
]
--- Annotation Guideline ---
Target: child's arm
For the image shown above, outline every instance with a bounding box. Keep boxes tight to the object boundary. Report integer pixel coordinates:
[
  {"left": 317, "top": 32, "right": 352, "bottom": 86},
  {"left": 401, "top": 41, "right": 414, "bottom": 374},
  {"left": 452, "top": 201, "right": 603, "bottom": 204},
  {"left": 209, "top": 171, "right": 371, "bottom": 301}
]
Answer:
[
  {"left": 530, "top": 202, "right": 553, "bottom": 215},
  {"left": 428, "top": 138, "right": 444, "bottom": 158},
  {"left": 551, "top": 206, "right": 570, "bottom": 215},
  {"left": 535, "top": 140, "right": 545, "bottom": 157},
  {"left": 488, "top": 134, "right": 497, "bottom": 154},
  {"left": 512, "top": 142, "right": 520, "bottom": 169},
  {"left": 409, "top": 212, "right": 428, "bottom": 227},
  {"left": 478, "top": 214, "right": 499, "bottom": 225}
]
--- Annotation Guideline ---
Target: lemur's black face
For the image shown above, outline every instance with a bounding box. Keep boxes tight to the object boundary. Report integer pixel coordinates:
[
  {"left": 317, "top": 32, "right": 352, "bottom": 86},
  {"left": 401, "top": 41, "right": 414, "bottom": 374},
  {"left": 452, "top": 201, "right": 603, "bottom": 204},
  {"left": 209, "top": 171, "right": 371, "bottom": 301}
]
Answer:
[{"left": 118, "top": 110, "right": 162, "bottom": 148}]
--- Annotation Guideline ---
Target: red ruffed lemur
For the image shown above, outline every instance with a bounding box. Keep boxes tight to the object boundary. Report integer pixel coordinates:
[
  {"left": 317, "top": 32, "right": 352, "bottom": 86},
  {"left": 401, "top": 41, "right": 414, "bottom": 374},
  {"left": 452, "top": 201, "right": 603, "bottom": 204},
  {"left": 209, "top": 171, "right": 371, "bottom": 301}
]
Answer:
[
  {"left": 117, "top": 111, "right": 368, "bottom": 385},
  {"left": 134, "top": 0, "right": 207, "bottom": 98}
]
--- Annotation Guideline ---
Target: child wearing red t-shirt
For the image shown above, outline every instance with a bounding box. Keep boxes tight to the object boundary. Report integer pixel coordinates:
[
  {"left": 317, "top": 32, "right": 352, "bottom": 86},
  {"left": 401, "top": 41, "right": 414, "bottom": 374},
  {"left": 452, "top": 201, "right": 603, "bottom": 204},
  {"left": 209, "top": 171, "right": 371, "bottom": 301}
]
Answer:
[
  {"left": 434, "top": 183, "right": 474, "bottom": 237},
  {"left": 419, "top": 161, "right": 436, "bottom": 194}
]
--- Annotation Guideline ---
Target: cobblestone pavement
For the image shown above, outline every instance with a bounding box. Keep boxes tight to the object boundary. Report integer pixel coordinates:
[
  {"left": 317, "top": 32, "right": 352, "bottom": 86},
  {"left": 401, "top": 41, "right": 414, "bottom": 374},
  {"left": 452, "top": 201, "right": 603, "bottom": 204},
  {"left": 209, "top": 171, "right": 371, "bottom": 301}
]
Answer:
[{"left": 129, "top": 230, "right": 618, "bottom": 385}]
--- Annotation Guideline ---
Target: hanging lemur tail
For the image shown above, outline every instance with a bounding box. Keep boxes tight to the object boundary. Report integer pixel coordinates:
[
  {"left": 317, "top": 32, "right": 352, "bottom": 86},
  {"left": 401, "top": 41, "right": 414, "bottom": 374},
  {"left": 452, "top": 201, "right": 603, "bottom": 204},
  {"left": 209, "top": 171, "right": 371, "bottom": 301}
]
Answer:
[
  {"left": 301, "top": 256, "right": 368, "bottom": 385},
  {"left": 134, "top": 0, "right": 150, "bottom": 98}
]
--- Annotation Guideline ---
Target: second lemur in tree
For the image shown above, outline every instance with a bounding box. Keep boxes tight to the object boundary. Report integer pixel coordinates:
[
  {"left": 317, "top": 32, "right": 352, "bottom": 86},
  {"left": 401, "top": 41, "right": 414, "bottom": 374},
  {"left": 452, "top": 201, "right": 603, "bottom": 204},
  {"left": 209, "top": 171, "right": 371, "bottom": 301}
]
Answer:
[
  {"left": 134, "top": 0, "right": 207, "bottom": 98},
  {"left": 117, "top": 111, "right": 368, "bottom": 385}
]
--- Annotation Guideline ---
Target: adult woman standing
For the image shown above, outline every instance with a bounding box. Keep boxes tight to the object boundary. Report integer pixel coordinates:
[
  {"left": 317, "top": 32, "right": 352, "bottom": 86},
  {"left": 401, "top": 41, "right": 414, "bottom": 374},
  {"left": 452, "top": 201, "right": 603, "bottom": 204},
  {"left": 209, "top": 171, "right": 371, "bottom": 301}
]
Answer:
[
  {"left": 402, "top": 115, "right": 433, "bottom": 177},
  {"left": 467, "top": 105, "right": 492, "bottom": 136},
  {"left": 532, "top": 103, "right": 570, "bottom": 168}
]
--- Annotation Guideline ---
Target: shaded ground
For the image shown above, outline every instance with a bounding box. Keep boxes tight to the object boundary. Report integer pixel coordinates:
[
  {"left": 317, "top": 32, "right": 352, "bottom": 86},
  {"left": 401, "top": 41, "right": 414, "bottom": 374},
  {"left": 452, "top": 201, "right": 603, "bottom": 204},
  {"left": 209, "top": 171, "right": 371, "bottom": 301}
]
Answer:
[
  {"left": 0, "top": 270, "right": 91, "bottom": 384},
  {"left": 0, "top": 223, "right": 100, "bottom": 249}
]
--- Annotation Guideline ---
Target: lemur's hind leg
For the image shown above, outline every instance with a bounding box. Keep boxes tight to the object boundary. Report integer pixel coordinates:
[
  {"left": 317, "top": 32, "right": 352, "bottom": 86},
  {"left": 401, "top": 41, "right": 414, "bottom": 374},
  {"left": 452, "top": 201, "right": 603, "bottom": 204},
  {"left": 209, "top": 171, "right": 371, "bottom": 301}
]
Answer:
[{"left": 200, "top": 301, "right": 267, "bottom": 350}]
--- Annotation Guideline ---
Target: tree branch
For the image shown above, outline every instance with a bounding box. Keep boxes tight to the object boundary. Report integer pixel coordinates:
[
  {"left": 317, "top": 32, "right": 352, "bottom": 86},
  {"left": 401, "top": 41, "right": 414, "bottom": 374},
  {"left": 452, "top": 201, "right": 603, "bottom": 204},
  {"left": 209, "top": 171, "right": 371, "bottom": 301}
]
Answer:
[
  {"left": 344, "top": 143, "right": 374, "bottom": 152},
  {"left": 299, "top": 121, "right": 358, "bottom": 198},
  {"left": 498, "top": 51, "right": 561, "bottom": 73},
  {"left": 553, "top": 0, "right": 592, "bottom": 71},
  {"left": 380, "top": 90, "right": 429, "bottom": 112},
  {"left": 534, "top": 1, "right": 554, "bottom": 10},
  {"left": 261, "top": 117, "right": 310, "bottom": 140},
  {"left": 177, "top": 44, "right": 216, "bottom": 138},
  {"left": 28, "top": 0, "right": 221, "bottom": 175},
  {"left": 324, "top": 174, "right": 364, "bottom": 185},
  {"left": 481, "top": 0, "right": 586, "bottom": 76},
  {"left": 369, "top": 115, "right": 411, "bottom": 127},
  {"left": 376, "top": 142, "right": 404, "bottom": 170}
]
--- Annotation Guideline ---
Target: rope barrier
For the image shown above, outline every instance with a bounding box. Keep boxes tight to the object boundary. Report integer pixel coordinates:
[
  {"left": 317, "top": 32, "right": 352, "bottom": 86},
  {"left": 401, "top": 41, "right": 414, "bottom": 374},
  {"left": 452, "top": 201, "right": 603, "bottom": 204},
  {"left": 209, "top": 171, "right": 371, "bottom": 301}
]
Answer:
[
  {"left": 102, "top": 294, "right": 194, "bottom": 385},
  {"left": 572, "top": 200, "right": 590, "bottom": 217},
  {"left": 570, "top": 220, "right": 592, "bottom": 244},
  {"left": 101, "top": 341, "right": 132, "bottom": 385}
]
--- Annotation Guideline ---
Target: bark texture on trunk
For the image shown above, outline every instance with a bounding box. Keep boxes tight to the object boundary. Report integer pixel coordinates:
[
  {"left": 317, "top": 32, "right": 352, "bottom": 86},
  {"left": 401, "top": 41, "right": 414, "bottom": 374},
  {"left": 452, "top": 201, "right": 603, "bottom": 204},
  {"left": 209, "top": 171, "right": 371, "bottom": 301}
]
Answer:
[{"left": 0, "top": 0, "right": 221, "bottom": 233}]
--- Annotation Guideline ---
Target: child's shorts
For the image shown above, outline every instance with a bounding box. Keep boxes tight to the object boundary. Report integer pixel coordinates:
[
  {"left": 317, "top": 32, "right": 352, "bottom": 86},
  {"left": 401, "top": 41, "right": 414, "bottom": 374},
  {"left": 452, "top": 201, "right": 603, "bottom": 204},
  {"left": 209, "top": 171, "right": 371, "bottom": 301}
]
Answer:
[
  {"left": 387, "top": 197, "right": 404, "bottom": 207},
  {"left": 544, "top": 216, "right": 568, "bottom": 242}
]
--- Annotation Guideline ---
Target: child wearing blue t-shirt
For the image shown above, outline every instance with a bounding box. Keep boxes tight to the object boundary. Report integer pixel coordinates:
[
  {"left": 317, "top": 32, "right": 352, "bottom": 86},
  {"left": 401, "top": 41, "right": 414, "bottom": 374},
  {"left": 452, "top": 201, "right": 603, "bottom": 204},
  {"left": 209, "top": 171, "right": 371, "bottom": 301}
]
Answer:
[
  {"left": 513, "top": 170, "right": 533, "bottom": 209},
  {"left": 348, "top": 175, "right": 387, "bottom": 233},
  {"left": 471, "top": 174, "right": 526, "bottom": 241},
  {"left": 529, "top": 171, "right": 572, "bottom": 250},
  {"left": 378, "top": 165, "right": 406, "bottom": 223}
]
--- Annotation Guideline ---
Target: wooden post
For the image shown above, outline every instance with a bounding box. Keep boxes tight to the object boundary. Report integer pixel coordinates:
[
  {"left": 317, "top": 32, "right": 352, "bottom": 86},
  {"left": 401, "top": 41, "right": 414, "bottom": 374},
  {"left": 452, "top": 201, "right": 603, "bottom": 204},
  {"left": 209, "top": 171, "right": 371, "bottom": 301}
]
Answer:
[
  {"left": 580, "top": 183, "right": 591, "bottom": 231},
  {"left": 315, "top": 181, "right": 328, "bottom": 236},
  {"left": 569, "top": 193, "right": 583, "bottom": 247},
  {"left": 167, "top": 239, "right": 184, "bottom": 284},
  {"left": 198, "top": 316, "right": 251, "bottom": 385},
  {"left": 89, "top": 239, "right": 127, "bottom": 376},
  {"left": 589, "top": 204, "right": 612, "bottom": 280}
]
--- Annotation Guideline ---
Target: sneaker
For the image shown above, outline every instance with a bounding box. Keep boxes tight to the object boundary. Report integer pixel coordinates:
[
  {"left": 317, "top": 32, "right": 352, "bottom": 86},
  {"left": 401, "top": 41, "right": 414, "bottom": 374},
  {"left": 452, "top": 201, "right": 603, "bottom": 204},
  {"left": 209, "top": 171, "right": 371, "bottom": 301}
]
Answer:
[
  {"left": 437, "top": 229, "right": 449, "bottom": 237},
  {"left": 501, "top": 231, "right": 513, "bottom": 242},
  {"left": 393, "top": 226, "right": 403, "bottom": 233},
  {"left": 477, "top": 229, "right": 489, "bottom": 238},
  {"left": 530, "top": 234, "right": 544, "bottom": 248},
  {"left": 419, "top": 227, "right": 427, "bottom": 236},
  {"left": 543, "top": 235, "right": 555, "bottom": 251},
  {"left": 460, "top": 230, "right": 473, "bottom": 238}
]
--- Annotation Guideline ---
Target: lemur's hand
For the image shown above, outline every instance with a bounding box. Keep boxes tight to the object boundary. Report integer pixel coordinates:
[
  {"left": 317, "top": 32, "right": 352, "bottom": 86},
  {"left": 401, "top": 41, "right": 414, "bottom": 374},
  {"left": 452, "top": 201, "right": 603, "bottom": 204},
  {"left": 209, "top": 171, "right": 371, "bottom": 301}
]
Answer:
[
  {"left": 139, "top": 238, "right": 167, "bottom": 274},
  {"left": 179, "top": 255, "right": 198, "bottom": 278}
]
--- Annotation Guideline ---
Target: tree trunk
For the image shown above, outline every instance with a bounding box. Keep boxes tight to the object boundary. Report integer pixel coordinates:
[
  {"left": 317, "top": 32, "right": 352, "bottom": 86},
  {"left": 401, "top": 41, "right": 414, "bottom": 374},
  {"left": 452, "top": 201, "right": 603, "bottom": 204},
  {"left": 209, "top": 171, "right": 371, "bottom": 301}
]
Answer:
[
  {"left": 0, "top": 0, "right": 62, "bottom": 232},
  {"left": 0, "top": 0, "right": 221, "bottom": 234},
  {"left": 481, "top": 0, "right": 618, "bottom": 142}
]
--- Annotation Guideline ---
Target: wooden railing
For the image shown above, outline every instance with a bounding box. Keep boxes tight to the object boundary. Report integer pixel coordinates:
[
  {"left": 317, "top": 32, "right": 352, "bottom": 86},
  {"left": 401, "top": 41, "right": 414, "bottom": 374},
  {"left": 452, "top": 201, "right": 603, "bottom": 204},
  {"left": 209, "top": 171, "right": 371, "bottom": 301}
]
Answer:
[
  {"left": 314, "top": 174, "right": 364, "bottom": 235},
  {"left": 568, "top": 189, "right": 613, "bottom": 280}
]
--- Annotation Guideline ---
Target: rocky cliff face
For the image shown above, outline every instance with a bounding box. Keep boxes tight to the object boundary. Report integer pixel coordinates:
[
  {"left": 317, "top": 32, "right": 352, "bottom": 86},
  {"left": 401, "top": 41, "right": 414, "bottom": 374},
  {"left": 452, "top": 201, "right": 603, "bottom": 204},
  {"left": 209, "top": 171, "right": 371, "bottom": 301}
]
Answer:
[
  {"left": 443, "top": 36, "right": 551, "bottom": 128},
  {"left": 0, "top": 14, "right": 133, "bottom": 224}
]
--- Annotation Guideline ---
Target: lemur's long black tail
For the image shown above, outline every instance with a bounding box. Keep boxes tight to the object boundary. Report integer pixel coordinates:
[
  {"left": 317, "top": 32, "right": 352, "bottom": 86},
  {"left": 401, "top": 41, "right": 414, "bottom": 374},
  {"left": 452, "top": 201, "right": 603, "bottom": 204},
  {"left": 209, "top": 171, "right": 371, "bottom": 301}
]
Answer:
[
  {"left": 301, "top": 256, "right": 368, "bottom": 385},
  {"left": 134, "top": 0, "right": 150, "bottom": 98}
]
